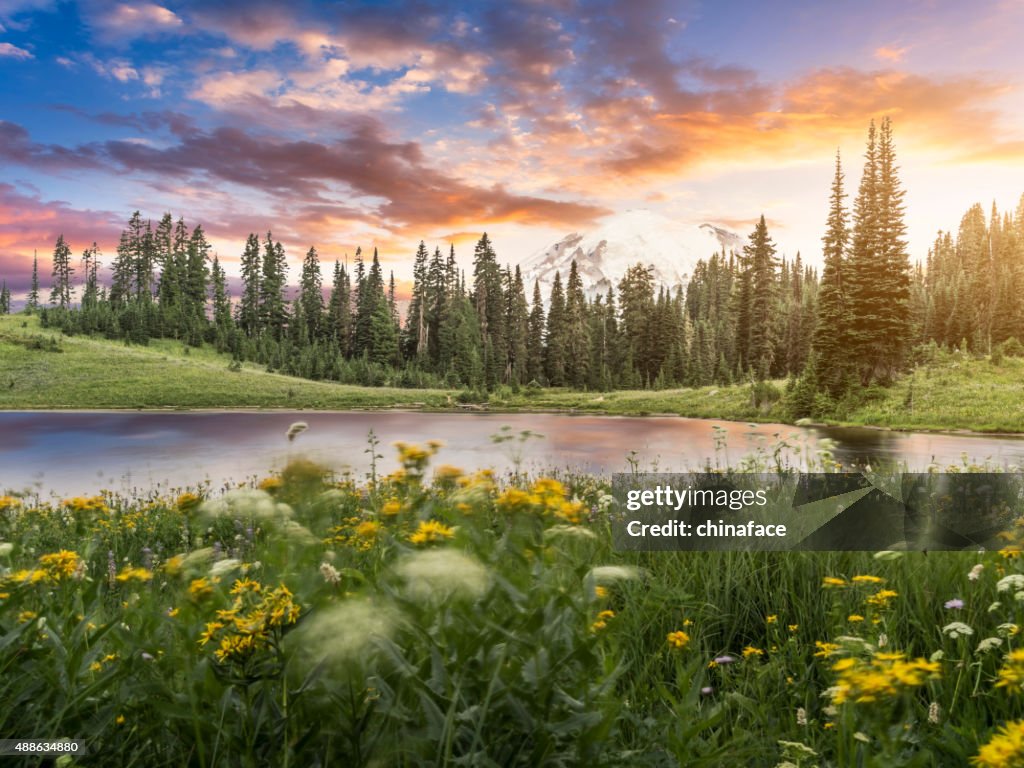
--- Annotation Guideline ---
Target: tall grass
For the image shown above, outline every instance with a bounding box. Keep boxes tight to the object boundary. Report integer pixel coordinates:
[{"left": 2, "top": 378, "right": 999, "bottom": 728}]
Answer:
[{"left": 2, "top": 438, "right": 1024, "bottom": 766}]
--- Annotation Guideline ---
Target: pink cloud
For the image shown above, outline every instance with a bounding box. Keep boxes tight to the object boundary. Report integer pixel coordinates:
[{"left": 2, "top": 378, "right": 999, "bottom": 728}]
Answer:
[{"left": 0, "top": 41, "right": 32, "bottom": 59}]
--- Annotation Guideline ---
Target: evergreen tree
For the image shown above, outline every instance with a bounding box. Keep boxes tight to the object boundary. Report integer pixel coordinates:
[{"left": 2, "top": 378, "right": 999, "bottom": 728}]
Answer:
[
  {"left": 544, "top": 272, "right": 568, "bottom": 386},
  {"left": 259, "top": 232, "right": 288, "bottom": 340},
  {"left": 0, "top": 281, "right": 9, "bottom": 314},
  {"left": 27, "top": 251, "right": 39, "bottom": 313},
  {"left": 471, "top": 233, "right": 507, "bottom": 389},
  {"left": 526, "top": 280, "right": 546, "bottom": 384},
  {"left": 326, "top": 260, "right": 352, "bottom": 355},
  {"left": 809, "top": 151, "right": 852, "bottom": 397},
  {"left": 404, "top": 241, "right": 430, "bottom": 360},
  {"left": 299, "top": 246, "right": 324, "bottom": 343},
  {"left": 506, "top": 266, "right": 530, "bottom": 385},
  {"left": 81, "top": 243, "right": 101, "bottom": 311},
  {"left": 237, "top": 233, "right": 262, "bottom": 337},
  {"left": 49, "top": 234, "right": 74, "bottom": 309},
  {"left": 744, "top": 215, "right": 778, "bottom": 379},
  {"left": 210, "top": 256, "right": 233, "bottom": 333},
  {"left": 564, "top": 260, "right": 591, "bottom": 388}
]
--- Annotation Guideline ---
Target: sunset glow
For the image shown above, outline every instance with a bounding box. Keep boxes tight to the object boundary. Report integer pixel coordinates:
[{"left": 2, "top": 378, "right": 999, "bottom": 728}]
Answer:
[{"left": 1, "top": 0, "right": 1023, "bottom": 296}]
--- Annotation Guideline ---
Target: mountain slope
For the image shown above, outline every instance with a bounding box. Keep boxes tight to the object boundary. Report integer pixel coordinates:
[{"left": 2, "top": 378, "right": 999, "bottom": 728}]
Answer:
[{"left": 520, "top": 209, "right": 743, "bottom": 298}]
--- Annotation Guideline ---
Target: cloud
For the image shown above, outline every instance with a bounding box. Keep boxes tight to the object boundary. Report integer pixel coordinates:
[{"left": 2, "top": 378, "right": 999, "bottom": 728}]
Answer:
[
  {"left": 0, "top": 41, "right": 32, "bottom": 59},
  {"left": 874, "top": 45, "right": 909, "bottom": 63},
  {"left": 80, "top": 0, "right": 183, "bottom": 43},
  {"left": 0, "top": 120, "right": 104, "bottom": 171},
  {"left": 0, "top": 183, "right": 122, "bottom": 292}
]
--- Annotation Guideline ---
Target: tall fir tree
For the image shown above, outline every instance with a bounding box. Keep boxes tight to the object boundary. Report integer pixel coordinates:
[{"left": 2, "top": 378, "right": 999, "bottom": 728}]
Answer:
[
  {"left": 237, "top": 233, "right": 262, "bottom": 337},
  {"left": 49, "top": 234, "right": 74, "bottom": 309},
  {"left": 299, "top": 246, "right": 324, "bottom": 343},
  {"left": 27, "top": 251, "right": 40, "bottom": 313}
]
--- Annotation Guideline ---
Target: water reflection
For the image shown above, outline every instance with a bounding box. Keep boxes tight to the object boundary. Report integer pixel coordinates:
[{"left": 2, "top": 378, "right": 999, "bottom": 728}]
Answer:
[{"left": 2, "top": 411, "right": 1024, "bottom": 498}]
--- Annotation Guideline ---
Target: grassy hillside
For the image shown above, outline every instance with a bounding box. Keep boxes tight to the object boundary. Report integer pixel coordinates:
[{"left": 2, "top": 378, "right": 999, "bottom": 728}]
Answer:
[
  {"left": 0, "top": 314, "right": 451, "bottom": 410},
  {"left": 2, "top": 313, "right": 1023, "bottom": 432}
]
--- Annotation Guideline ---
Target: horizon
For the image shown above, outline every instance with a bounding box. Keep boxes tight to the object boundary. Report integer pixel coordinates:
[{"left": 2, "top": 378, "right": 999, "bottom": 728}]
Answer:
[{"left": 1, "top": 0, "right": 1023, "bottom": 300}]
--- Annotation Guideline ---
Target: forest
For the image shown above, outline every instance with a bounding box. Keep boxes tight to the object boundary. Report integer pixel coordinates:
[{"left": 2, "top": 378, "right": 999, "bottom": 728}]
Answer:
[{"left": 3, "top": 118, "right": 1023, "bottom": 418}]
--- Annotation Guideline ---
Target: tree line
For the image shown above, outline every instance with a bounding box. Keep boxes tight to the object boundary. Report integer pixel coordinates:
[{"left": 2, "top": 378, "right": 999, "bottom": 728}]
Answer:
[{"left": 3, "top": 119, "right": 1022, "bottom": 414}]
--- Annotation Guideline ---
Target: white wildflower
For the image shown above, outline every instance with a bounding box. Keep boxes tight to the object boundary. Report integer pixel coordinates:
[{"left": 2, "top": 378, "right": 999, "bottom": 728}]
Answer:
[
  {"left": 396, "top": 549, "right": 489, "bottom": 603},
  {"left": 942, "top": 621, "right": 974, "bottom": 639},
  {"left": 586, "top": 565, "right": 641, "bottom": 583},
  {"left": 293, "top": 600, "right": 394, "bottom": 666},
  {"left": 968, "top": 563, "right": 984, "bottom": 581},
  {"left": 0, "top": 542, "right": 13, "bottom": 557},
  {"left": 795, "top": 707, "right": 807, "bottom": 726},
  {"left": 320, "top": 562, "right": 341, "bottom": 585},
  {"left": 200, "top": 489, "right": 292, "bottom": 524},
  {"left": 998, "top": 623, "right": 1020, "bottom": 637},
  {"left": 878, "top": 633, "right": 888, "bottom": 648},
  {"left": 997, "top": 574, "right": 1024, "bottom": 593},
  {"left": 976, "top": 637, "right": 1003, "bottom": 654}
]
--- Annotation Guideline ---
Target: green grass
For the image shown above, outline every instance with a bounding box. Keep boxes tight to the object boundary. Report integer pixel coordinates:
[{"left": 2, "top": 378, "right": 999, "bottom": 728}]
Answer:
[
  {"left": 3, "top": 313, "right": 1024, "bottom": 433},
  {"left": 0, "top": 314, "right": 452, "bottom": 410},
  {"left": 2, "top": 450, "right": 1023, "bottom": 766}
]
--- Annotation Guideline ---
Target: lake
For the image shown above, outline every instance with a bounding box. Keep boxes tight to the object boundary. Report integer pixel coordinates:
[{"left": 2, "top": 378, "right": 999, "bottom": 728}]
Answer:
[{"left": 3, "top": 410, "right": 1024, "bottom": 498}]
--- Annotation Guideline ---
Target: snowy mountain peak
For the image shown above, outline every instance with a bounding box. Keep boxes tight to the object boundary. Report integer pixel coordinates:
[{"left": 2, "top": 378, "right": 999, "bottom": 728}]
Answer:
[{"left": 520, "top": 209, "right": 743, "bottom": 299}]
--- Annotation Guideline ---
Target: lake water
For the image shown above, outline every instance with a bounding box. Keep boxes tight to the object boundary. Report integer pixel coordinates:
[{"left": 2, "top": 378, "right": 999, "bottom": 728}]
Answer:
[{"left": 3, "top": 410, "right": 1024, "bottom": 498}]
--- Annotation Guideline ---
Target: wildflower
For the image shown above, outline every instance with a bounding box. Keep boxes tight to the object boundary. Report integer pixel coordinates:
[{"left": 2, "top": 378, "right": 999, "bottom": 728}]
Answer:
[
  {"left": 742, "top": 646, "right": 764, "bottom": 659},
  {"left": 997, "top": 575, "right": 1024, "bottom": 593},
  {"left": 210, "top": 558, "right": 242, "bottom": 579},
  {"left": 408, "top": 520, "right": 456, "bottom": 546},
  {"left": 116, "top": 566, "right": 153, "bottom": 583},
  {"left": 788, "top": 624, "right": 799, "bottom": 633},
  {"left": 495, "top": 488, "right": 536, "bottom": 513},
  {"left": 977, "top": 637, "right": 1003, "bottom": 654},
  {"left": 188, "top": 577, "right": 216, "bottom": 600},
  {"left": 766, "top": 615, "right": 778, "bottom": 624},
  {"left": 433, "top": 465, "right": 464, "bottom": 484},
  {"left": 594, "top": 586, "right": 609, "bottom": 599},
  {"left": 701, "top": 686, "right": 713, "bottom": 695},
  {"left": 968, "top": 564, "right": 985, "bottom": 582},
  {"left": 0, "top": 542, "right": 13, "bottom": 557},
  {"left": 17, "top": 610, "right": 38, "bottom": 623},
  {"left": 396, "top": 550, "right": 489, "bottom": 603},
  {"left": 354, "top": 520, "right": 380, "bottom": 540},
  {"left": 848, "top": 614, "right": 865, "bottom": 623},
  {"left": 167, "top": 608, "right": 179, "bottom": 618},
  {"left": 852, "top": 575, "right": 885, "bottom": 584},
  {"left": 822, "top": 577, "right": 847, "bottom": 588},
  {"left": 319, "top": 562, "right": 341, "bottom": 585},
  {"left": 667, "top": 630, "right": 690, "bottom": 649},
  {"left": 943, "top": 622, "right": 974, "bottom": 640},
  {"left": 714, "top": 655, "right": 736, "bottom": 664},
  {"left": 295, "top": 600, "right": 394, "bottom": 667},
  {"left": 865, "top": 589, "right": 899, "bottom": 607},
  {"left": 972, "top": 719, "right": 1024, "bottom": 767},
  {"left": 115, "top": 715, "right": 126, "bottom": 726},
  {"left": 995, "top": 649, "right": 1024, "bottom": 693},
  {"left": 0, "top": 496, "right": 22, "bottom": 511},
  {"left": 999, "top": 623, "right": 1021, "bottom": 637},
  {"left": 176, "top": 493, "right": 202, "bottom": 512},
  {"left": 829, "top": 652, "right": 940, "bottom": 705},
  {"left": 796, "top": 708, "right": 808, "bottom": 726},
  {"left": 928, "top": 701, "right": 941, "bottom": 724},
  {"left": 945, "top": 598, "right": 965, "bottom": 610},
  {"left": 590, "top": 618, "right": 609, "bottom": 632},
  {"left": 814, "top": 641, "right": 841, "bottom": 658},
  {"left": 586, "top": 566, "right": 641, "bottom": 584},
  {"left": 38, "top": 550, "right": 85, "bottom": 582},
  {"left": 380, "top": 499, "right": 402, "bottom": 517},
  {"left": 258, "top": 477, "right": 283, "bottom": 492}
]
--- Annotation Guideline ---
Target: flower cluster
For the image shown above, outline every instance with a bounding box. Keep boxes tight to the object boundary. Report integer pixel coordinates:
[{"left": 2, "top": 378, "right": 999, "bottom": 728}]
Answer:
[
  {"left": 829, "top": 651, "right": 940, "bottom": 705},
  {"left": 199, "top": 579, "right": 301, "bottom": 664}
]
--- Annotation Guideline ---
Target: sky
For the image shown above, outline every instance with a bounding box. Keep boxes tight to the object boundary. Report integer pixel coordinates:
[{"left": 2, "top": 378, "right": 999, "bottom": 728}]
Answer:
[{"left": 1, "top": 0, "right": 1023, "bottom": 300}]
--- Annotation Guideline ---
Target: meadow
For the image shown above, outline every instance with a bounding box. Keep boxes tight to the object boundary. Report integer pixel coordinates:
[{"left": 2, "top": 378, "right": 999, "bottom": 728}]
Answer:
[
  {"left": 4, "top": 313, "right": 1024, "bottom": 433},
  {"left": 3, "top": 437, "right": 1024, "bottom": 766}
]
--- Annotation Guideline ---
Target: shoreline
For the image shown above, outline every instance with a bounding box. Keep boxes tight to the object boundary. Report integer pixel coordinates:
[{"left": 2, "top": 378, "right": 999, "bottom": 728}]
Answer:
[{"left": 3, "top": 404, "right": 1024, "bottom": 440}]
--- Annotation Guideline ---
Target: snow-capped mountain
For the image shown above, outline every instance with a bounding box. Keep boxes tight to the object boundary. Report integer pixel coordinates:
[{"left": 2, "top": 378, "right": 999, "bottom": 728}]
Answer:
[{"left": 519, "top": 209, "right": 743, "bottom": 299}]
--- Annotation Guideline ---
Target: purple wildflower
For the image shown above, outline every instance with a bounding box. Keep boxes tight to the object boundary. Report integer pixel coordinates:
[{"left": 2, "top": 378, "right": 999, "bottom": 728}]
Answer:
[
  {"left": 714, "top": 655, "right": 736, "bottom": 665},
  {"left": 944, "top": 598, "right": 964, "bottom": 610}
]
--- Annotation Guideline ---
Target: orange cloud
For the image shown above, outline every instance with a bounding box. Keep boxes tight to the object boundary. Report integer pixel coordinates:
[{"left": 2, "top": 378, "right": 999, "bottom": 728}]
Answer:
[{"left": 874, "top": 45, "right": 909, "bottom": 63}]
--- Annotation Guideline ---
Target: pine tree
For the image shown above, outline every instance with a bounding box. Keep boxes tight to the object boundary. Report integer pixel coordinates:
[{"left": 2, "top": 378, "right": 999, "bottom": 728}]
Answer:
[
  {"left": 326, "top": 260, "right": 352, "bottom": 355},
  {"left": 809, "top": 151, "right": 852, "bottom": 397},
  {"left": 259, "top": 232, "right": 288, "bottom": 340},
  {"left": 49, "top": 234, "right": 74, "bottom": 309},
  {"left": 506, "top": 266, "right": 530, "bottom": 385},
  {"left": 564, "top": 260, "right": 591, "bottom": 388},
  {"left": 27, "top": 251, "right": 39, "bottom": 313},
  {"left": 0, "top": 281, "right": 10, "bottom": 314},
  {"left": 299, "top": 246, "right": 323, "bottom": 343},
  {"left": 526, "top": 280, "right": 545, "bottom": 384},
  {"left": 237, "top": 233, "right": 262, "bottom": 337},
  {"left": 210, "top": 256, "right": 233, "bottom": 332},
  {"left": 81, "top": 243, "right": 100, "bottom": 310},
  {"left": 544, "top": 272, "right": 568, "bottom": 386},
  {"left": 744, "top": 215, "right": 778, "bottom": 379},
  {"left": 404, "top": 241, "right": 429, "bottom": 360},
  {"left": 471, "top": 233, "right": 506, "bottom": 388}
]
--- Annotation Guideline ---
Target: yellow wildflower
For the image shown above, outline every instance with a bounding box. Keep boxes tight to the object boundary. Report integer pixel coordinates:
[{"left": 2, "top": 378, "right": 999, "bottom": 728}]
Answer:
[
  {"left": 188, "top": 577, "right": 216, "bottom": 600},
  {"left": 848, "top": 614, "right": 865, "bottom": 623},
  {"left": 38, "top": 550, "right": 84, "bottom": 581},
  {"left": 742, "top": 646, "right": 764, "bottom": 658},
  {"left": 380, "top": 499, "right": 402, "bottom": 517},
  {"left": 852, "top": 575, "right": 885, "bottom": 584},
  {"left": 594, "top": 586, "right": 609, "bottom": 599},
  {"left": 866, "top": 589, "right": 899, "bottom": 608},
  {"left": 814, "top": 642, "right": 840, "bottom": 658},
  {"left": 409, "top": 520, "right": 455, "bottom": 546},
  {"left": 995, "top": 649, "right": 1024, "bottom": 694},
  {"left": 822, "top": 577, "right": 847, "bottom": 588},
  {"left": 116, "top": 566, "right": 153, "bottom": 583},
  {"left": 973, "top": 719, "right": 1024, "bottom": 767},
  {"left": 667, "top": 630, "right": 690, "bottom": 649}
]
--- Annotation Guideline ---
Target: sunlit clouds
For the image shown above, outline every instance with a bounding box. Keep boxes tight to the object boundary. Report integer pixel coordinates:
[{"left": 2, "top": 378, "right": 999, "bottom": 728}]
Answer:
[{"left": 0, "top": 0, "right": 1022, "bottom": 289}]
